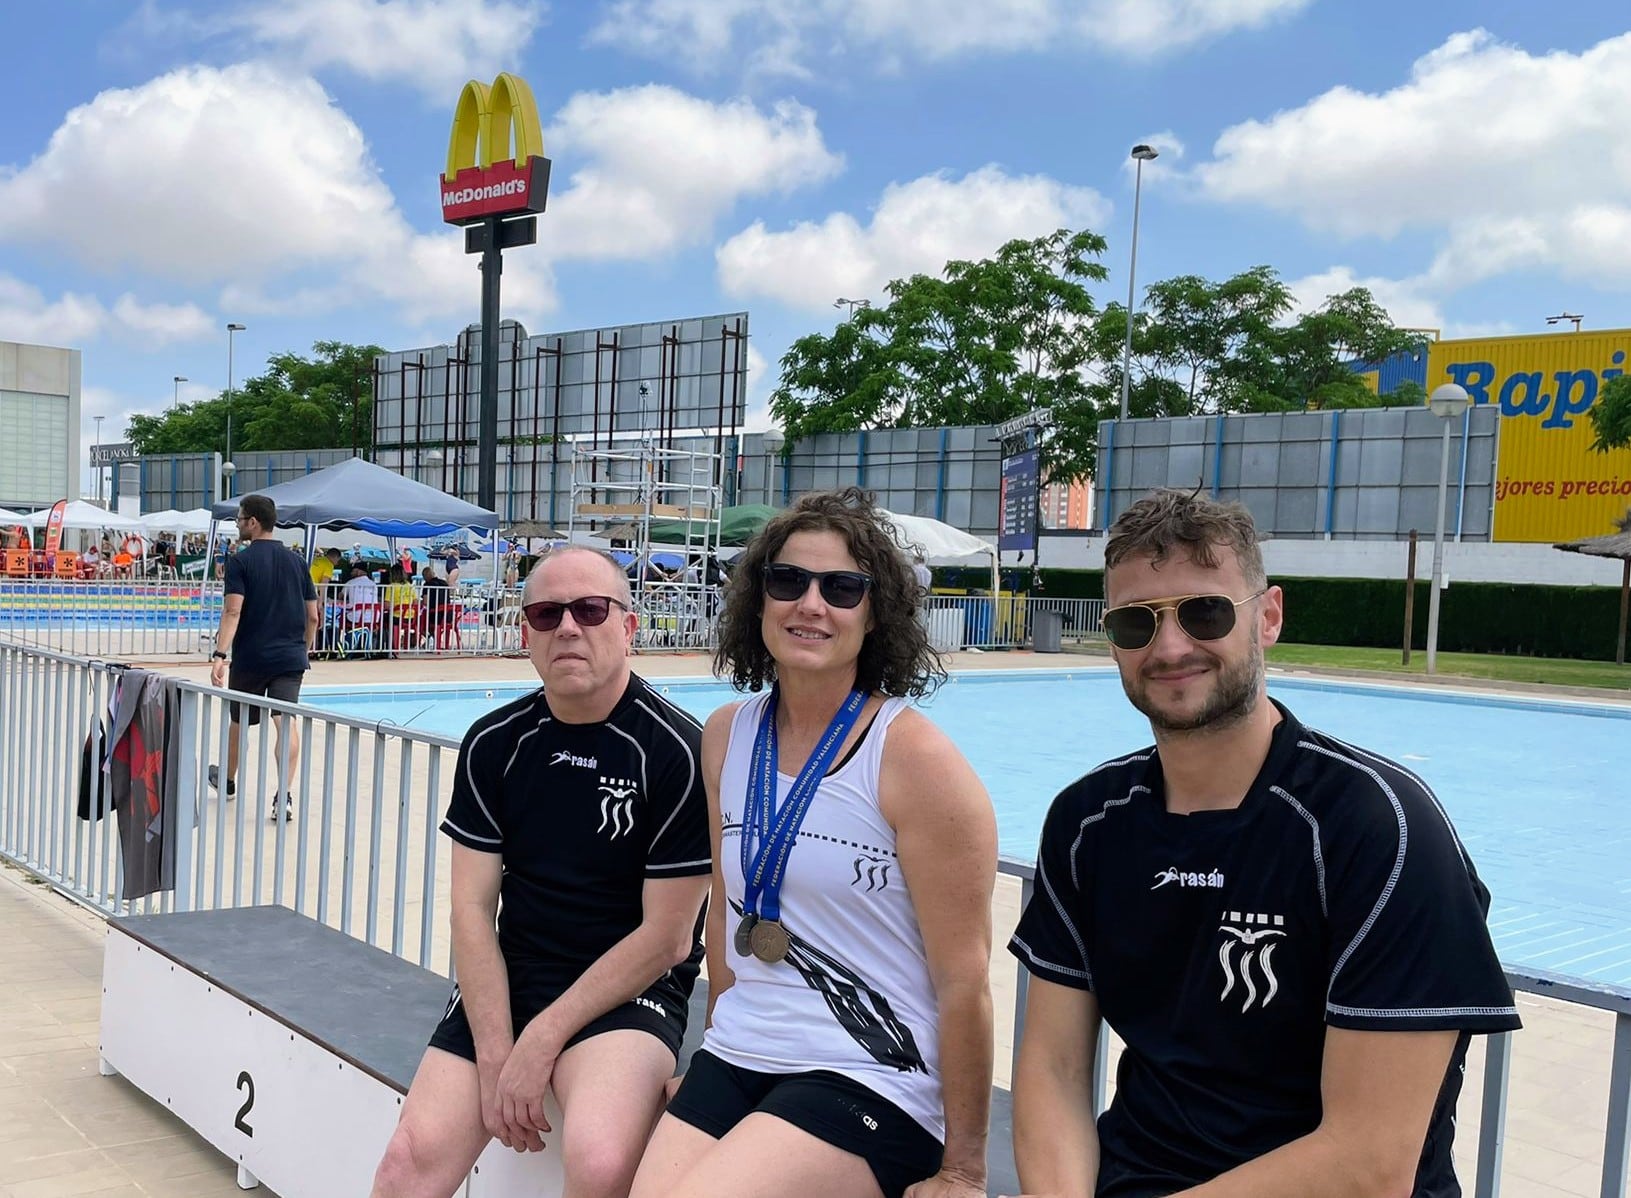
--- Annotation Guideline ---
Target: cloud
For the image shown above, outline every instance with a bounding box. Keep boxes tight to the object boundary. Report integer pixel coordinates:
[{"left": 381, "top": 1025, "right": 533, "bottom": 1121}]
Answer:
[
  {"left": 1283, "top": 266, "right": 1445, "bottom": 334},
  {"left": 228, "top": 0, "right": 544, "bottom": 101},
  {"left": 716, "top": 165, "right": 1109, "bottom": 312},
  {"left": 1122, "top": 131, "right": 1186, "bottom": 184},
  {"left": 543, "top": 86, "right": 842, "bottom": 260},
  {"left": 0, "top": 274, "right": 214, "bottom": 347},
  {"left": 589, "top": 0, "right": 1308, "bottom": 75},
  {"left": 1194, "top": 29, "right": 1631, "bottom": 292}
]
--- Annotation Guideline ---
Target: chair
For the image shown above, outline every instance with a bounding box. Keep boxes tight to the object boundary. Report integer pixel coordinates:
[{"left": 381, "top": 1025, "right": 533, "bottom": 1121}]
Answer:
[
  {"left": 342, "top": 603, "right": 384, "bottom": 656},
  {"left": 3, "top": 550, "right": 27, "bottom": 578},
  {"left": 390, "top": 604, "right": 420, "bottom": 652}
]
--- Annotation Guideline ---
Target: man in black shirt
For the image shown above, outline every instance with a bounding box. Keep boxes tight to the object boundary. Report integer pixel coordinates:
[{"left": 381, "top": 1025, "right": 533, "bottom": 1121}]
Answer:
[
  {"left": 371, "top": 547, "right": 711, "bottom": 1198},
  {"left": 1007, "top": 490, "right": 1519, "bottom": 1198},
  {"left": 208, "top": 494, "right": 318, "bottom": 821}
]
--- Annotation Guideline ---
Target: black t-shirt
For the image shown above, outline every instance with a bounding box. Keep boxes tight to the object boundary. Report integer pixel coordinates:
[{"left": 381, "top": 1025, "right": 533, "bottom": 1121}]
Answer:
[
  {"left": 224, "top": 540, "right": 318, "bottom": 676},
  {"left": 1010, "top": 701, "right": 1520, "bottom": 1198},
  {"left": 441, "top": 674, "right": 710, "bottom": 996}
]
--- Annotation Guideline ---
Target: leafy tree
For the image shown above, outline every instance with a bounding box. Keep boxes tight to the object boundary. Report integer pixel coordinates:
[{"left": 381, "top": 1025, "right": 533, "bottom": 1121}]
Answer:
[
  {"left": 127, "top": 341, "right": 382, "bottom": 456},
  {"left": 1589, "top": 374, "right": 1631, "bottom": 453}
]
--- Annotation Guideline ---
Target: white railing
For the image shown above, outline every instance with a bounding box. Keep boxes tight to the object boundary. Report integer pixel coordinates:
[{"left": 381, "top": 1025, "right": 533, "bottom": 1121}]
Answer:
[
  {"left": 0, "top": 579, "right": 223, "bottom": 658},
  {"left": 921, "top": 594, "right": 1105, "bottom": 651}
]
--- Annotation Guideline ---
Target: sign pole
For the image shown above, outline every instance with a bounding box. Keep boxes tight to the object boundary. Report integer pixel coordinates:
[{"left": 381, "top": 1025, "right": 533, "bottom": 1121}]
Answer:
[{"left": 478, "top": 214, "right": 502, "bottom": 511}]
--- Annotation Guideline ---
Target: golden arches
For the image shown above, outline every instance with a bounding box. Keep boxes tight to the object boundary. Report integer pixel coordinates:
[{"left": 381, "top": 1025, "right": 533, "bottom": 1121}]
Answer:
[{"left": 443, "top": 72, "right": 544, "bottom": 177}]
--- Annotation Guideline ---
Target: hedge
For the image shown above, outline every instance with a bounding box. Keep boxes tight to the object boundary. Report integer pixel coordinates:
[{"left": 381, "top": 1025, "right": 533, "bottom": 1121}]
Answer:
[{"left": 927, "top": 567, "right": 1626, "bottom": 662}]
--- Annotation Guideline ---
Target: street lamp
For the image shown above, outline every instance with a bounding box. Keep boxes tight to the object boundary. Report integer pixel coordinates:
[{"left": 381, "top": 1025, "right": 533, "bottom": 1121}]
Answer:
[
  {"left": 1425, "top": 383, "right": 1470, "bottom": 674},
  {"left": 1119, "top": 144, "right": 1159, "bottom": 422},
  {"left": 1545, "top": 312, "right": 1584, "bottom": 332},
  {"left": 425, "top": 447, "right": 444, "bottom": 491},
  {"left": 220, "top": 460, "right": 237, "bottom": 508},
  {"left": 762, "top": 428, "right": 785, "bottom": 505},
  {"left": 225, "top": 322, "right": 246, "bottom": 494},
  {"left": 172, "top": 376, "right": 187, "bottom": 410},
  {"left": 92, "top": 415, "right": 105, "bottom": 505},
  {"left": 833, "top": 298, "right": 870, "bottom": 319}
]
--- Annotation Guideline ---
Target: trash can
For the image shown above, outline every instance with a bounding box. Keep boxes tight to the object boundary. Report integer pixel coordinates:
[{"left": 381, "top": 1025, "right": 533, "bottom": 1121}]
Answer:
[{"left": 1032, "top": 607, "right": 1064, "bottom": 653}]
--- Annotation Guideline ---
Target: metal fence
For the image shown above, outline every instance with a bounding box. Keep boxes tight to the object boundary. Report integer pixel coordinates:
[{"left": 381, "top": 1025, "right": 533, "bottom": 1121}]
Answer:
[
  {"left": 0, "top": 579, "right": 223, "bottom": 658},
  {"left": 922, "top": 595, "right": 1105, "bottom": 651},
  {"left": 1001, "top": 858, "right": 1631, "bottom": 1198},
  {"left": 0, "top": 639, "right": 461, "bottom": 972}
]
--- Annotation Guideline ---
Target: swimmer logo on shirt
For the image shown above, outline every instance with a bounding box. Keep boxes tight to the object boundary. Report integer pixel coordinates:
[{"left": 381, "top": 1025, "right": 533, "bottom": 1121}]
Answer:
[
  {"left": 1217, "top": 912, "right": 1286, "bottom": 1013},
  {"left": 596, "top": 776, "right": 639, "bottom": 840}
]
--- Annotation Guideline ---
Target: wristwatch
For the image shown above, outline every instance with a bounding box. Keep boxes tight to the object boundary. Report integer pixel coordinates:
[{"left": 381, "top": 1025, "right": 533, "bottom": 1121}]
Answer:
[{"left": 211, "top": 651, "right": 229, "bottom": 661}]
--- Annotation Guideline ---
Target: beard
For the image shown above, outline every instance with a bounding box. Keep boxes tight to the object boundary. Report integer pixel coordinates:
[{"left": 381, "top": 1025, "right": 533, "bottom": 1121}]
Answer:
[{"left": 1123, "top": 634, "right": 1264, "bottom": 735}]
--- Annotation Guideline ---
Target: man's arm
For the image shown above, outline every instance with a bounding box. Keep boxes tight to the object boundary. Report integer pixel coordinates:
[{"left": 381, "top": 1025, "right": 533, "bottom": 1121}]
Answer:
[
  {"left": 447, "top": 844, "right": 526, "bottom": 1148},
  {"left": 304, "top": 599, "right": 319, "bottom": 652},
  {"left": 1173, "top": 1027, "right": 1458, "bottom": 1198},
  {"left": 1008, "top": 979, "right": 1100, "bottom": 1198},
  {"left": 700, "top": 704, "right": 736, "bottom": 1026},
  {"left": 883, "top": 711, "right": 998, "bottom": 1198},
  {"left": 210, "top": 594, "right": 243, "bottom": 688}
]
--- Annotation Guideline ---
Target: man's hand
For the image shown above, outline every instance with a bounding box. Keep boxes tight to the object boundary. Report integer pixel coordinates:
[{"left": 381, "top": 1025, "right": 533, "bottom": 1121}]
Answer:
[
  {"left": 494, "top": 1025, "right": 558, "bottom": 1149},
  {"left": 476, "top": 1050, "right": 538, "bottom": 1151},
  {"left": 905, "top": 1167, "right": 988, "bottom": 1198},
  {"left": 210, "top": 657, "right": 227, "bottom": 688}
]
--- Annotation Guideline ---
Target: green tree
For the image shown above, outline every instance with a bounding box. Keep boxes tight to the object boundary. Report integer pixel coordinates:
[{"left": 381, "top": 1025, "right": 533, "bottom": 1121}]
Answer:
[
  {"left": 1588, "top": 374, "right": 1631, "bottom": 452},
  {"left": 127, "top": 341, "right": 382, "bottom": 456},
  {"left": 1235, "top": 289, "right": 1423, "bottom": 412}
]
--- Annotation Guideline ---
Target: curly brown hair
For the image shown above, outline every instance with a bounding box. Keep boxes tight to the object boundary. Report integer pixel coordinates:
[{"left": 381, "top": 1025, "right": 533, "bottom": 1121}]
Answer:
[
  {"left": 1104, "top": 488, "right": 1266, "bottom": 592},
  {"left": 714, "top": 487, "right": 945, "bottom": 697}
]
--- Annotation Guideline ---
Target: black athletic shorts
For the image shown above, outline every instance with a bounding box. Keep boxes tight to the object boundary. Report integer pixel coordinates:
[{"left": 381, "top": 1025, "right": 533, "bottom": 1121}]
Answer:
[
  {"left": 226, "top": 668, "right": 304, "bottom": 726},
  {"left": 666, "top": 1049, "right": 943, "bottom": 1198},
  {"left": 429, "top": 968, "right": 689, "bottom": 1065}
]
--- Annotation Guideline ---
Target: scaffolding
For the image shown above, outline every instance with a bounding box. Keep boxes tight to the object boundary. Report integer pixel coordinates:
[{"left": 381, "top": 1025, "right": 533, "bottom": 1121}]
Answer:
[{"left": 567, "top": 437, "right": 723, "bottom": 651}]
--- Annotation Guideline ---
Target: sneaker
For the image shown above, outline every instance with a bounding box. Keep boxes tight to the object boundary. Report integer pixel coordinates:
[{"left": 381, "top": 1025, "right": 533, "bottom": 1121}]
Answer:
[
  {"left": 206, "top": 765, "right": 236, "bottom": 799},
  {"left": 268, "top": 794, "right": 294, "bottom": 822}
]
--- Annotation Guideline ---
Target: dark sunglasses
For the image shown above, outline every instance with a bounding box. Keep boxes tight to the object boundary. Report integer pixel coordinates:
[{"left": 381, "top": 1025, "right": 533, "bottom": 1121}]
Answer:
[
  {"left": 522, "top": 595, "right": 628, "bottom": 632},
  {"left": 1101, "top": 590, "right": 1266, "bottom": 651},
  {"left": 762, "top": 563, "right": 873, "bottom": 609}
]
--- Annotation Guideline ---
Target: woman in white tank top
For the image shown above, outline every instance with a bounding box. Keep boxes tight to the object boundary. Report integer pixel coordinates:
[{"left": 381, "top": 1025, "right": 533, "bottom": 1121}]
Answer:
[{"left": 630, "top": 488, "right": 998, "bottom": 1198}]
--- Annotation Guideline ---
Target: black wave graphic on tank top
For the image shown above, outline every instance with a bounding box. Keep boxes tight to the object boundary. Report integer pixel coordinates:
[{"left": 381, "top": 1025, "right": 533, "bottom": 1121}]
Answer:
[{"left": 731, "top": 900, "right": 926, "bottom": 1074}]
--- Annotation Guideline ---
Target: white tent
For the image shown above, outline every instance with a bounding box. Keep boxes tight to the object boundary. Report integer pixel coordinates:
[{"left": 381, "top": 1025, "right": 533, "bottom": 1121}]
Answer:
[
  {"left": 0, "top": 506, "right": 30, "bottom": 524},
  {"left": 22, "top": 500, "right": 146, "bottom": 533},
  {"left": 881, "top": 509, "right": 999, "bottom": 594},
  {"left": 141, "top": 508, "right": 214, "bottom": 535}
]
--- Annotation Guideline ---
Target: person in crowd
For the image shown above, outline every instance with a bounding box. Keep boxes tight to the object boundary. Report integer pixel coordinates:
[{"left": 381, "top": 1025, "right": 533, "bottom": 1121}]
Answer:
[
  {"left": 418, "top": 560, "right": 452, "bottom": 646},
  {"left": 342, "top": 562, "right": 381, "bottom": 651},
  {"left": 384, "top": 564, "right": 417, "bottom": 649},
  {"left": 631, "top": 487, "right": 997, "bottom": 1198},
  {"left": 370, "top": 547, "right": 711, "bottom": 1198},
  {"left": 443, "top": 546, "right": 463, "bottom": 589},
  {"left": 310, "top": 545, "right": 340, "bottom": 588},
  {"left": 208, "top": 494, "right": 319, "bottom": 823},
  {"left": 1005, "top": 488, "right": 1519, "bottom": 1198},
  {"left": 81, "top": 543, "right": 103, "bottom": 577}
]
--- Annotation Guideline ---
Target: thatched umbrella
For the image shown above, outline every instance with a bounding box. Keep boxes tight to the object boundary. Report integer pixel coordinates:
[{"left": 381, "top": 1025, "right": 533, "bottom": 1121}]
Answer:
[{"left": 1554, "top": 507, "right": 1631, "bottom": 666}]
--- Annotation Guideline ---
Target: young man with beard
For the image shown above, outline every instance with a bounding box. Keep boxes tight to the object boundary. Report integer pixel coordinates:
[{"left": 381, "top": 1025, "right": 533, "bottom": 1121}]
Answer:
[
  {"left": 371, "top": 547, "right": 710, "bottom": 1198},
  {"left": 1005, "top": 489, "right": 1517, "bottom": 1198}
]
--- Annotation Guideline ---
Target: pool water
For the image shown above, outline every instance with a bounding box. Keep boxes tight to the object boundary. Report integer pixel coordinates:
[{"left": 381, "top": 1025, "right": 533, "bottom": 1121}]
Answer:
[{"left": 306, "top": 669, "right": 1631, "bottom": 988}]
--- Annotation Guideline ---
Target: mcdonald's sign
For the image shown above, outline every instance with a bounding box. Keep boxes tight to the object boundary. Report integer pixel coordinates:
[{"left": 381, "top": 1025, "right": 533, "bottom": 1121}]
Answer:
[{"left": 440, "top": 72, "right": 552, "bottom": 226}]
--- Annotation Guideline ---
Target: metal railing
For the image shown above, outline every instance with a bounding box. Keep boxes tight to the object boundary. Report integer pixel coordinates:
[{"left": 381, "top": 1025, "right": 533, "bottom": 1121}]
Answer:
[
  {"left": 1000, "top": 858, "right": 1631, "bottom": 1198},
  {"left": 0, "top": 579, "right": 223, "bottom": 658},
  {"left": 0, "top": 639, "right": 461, "bottom": 973},
  {"left": 923, "top": 595, "right": 1105, "bottom": 651}
]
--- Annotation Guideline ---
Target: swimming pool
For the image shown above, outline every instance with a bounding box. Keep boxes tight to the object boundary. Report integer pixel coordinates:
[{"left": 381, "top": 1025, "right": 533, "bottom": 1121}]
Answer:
[{"left": 306, "top": 669, "right": 1631, "bottom": 989}]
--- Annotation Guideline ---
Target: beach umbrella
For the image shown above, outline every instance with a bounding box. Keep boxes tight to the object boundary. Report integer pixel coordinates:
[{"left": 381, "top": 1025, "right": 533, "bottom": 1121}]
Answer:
[{"left": 1554, "top": 506, "right": 1631, "bottom": 666}]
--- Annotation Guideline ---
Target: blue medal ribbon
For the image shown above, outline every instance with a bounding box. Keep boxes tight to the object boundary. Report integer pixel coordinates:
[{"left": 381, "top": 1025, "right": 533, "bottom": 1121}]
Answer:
[{"left": 741, "top": 686, "right": 868, "bottom": 925}]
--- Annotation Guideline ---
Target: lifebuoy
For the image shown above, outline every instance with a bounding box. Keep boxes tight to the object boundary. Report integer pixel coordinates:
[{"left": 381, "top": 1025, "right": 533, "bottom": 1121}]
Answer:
[{"left": 121, "top": 534, "right": 144, "bottom": 557}]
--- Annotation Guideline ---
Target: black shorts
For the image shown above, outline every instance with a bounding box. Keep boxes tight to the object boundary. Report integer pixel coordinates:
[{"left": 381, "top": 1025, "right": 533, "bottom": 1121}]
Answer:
[
  {"left": 226, "top": 669, "right": 304, "bottom": 726},
  {"left": 666, "top": 1049, "right": 943, "bottom": 1198},
  {"left": 429, "top": 974, "right": 688, "bottom": 1065}
]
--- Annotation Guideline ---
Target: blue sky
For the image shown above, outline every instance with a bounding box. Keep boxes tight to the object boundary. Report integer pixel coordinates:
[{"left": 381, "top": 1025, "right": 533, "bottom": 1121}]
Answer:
[{"left": 2, "top": 0, "right": 1629, "bottom": 487}]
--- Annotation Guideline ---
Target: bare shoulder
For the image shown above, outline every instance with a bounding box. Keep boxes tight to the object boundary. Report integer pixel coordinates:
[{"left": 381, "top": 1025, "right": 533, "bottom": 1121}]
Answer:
[
  {"left": 701, "top": 699, "right": 747, "bottom": 765},
  {"left": 879, "top": 706, "right": 991, "bottom": 823}
]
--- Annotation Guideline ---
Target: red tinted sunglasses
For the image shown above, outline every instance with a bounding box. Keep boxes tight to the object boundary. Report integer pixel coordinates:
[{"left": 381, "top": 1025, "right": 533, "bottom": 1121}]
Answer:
[{"left": 522, "top": 595, "right": 628, "bottom": 632}]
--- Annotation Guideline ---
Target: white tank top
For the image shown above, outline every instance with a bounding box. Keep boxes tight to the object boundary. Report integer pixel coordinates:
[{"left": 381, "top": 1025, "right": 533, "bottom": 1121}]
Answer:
[{"left": 702, "top": 691, "right": 944, "bottom": 1139}]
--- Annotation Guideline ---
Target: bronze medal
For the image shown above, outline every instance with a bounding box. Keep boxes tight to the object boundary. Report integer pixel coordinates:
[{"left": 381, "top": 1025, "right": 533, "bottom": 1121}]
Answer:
[
  {"left": 749, "top": 918, "right": 790, "bottom": 964},
  {"left": 734, "top": 913, "right": 758, "bottom": 957}
]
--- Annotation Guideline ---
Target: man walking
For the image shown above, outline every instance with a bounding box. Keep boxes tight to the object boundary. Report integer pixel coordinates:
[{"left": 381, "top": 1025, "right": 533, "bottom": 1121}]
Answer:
[
  {"left": 371, "top": 547, "right": 711, "bottom": 1198},
  {"left": 209, "top": 494, "right": 319, "bottom": 822},
  {"left": 1007, "top": 489, "right": 1518, "bottom": 1198}
]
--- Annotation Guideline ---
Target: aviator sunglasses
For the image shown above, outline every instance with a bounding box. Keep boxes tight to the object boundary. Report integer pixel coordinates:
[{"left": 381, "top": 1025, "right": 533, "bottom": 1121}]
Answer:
[
  {"left": 1101, "top": 590, "right": 1267, "bottom": 651},
  {"left": 522, "top": 595, "right": 628, "bottom": 632},
  {"left": 762, "top": 563, "right": 873, "bottom": 609}
]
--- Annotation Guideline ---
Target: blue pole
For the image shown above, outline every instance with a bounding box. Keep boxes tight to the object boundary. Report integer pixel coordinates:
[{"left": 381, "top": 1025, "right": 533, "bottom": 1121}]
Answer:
[
  {"left": 935, "top": 428, "right": 949, "bottom": 521},
  {"left": 1454, "top": 405, "right": 1471, "bottom": 541},
  {"left": 1324, "top": 409, "right": 1342, "bottom": 538},
  {"left": 857, "top": 430, "right": 867, "bottom": 487},
  {"left": 1211, "top": 415, "right": 1225, "bottom": 498},
  {"left": 1100, "top": 421, "right": 1116, "bottom": 528}
]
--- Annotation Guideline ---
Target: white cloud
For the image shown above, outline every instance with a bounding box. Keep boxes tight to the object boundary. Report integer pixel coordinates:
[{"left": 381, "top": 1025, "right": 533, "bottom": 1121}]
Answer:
[
  {"left": 544, "top": 86, "right": 842, "bottom": 261},
  {"left": 716, "top": 165, "right": 1109, "bottom": 312},
  {"left": 589, "top": 0, "right": 1307, "bottom": 75},
  {"left": 1284, "top": 266, "right": 1445, "bottom": 333},
  {"left": 228, "top": 0, "right": 544, "bottom": 100},
  {"left": 1194, "top": 29, "right": 1631, "bottom": 292},
  {"left": 0, "top": 274, "right": 214, "bottom": 347}
]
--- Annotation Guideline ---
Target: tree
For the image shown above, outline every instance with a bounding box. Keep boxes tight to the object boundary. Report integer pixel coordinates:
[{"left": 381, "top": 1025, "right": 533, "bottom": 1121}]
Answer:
[
  {"left": 1589, "top": 374, "right": 1631, "bottom": 452},
  {"left": 127, "top": 341, "right": 383, "bottom": 456},
  {"left": 771, "top": 229, "right": 1108, "bottom": 482}
]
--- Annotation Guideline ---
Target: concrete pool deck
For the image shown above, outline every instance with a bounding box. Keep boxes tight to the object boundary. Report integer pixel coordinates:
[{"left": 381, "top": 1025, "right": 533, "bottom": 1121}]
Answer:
[{"left": 2, "top": 648, "right": 1627, "bottom": 1196}]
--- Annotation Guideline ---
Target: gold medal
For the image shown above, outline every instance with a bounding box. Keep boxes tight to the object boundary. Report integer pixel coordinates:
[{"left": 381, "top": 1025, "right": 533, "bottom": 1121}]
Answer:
[
  {"left": 749, "top": 918, "right": 790, "bottom": 964},
  {"left": 733, "top": 913, "right": 758, "bottom": 957}
]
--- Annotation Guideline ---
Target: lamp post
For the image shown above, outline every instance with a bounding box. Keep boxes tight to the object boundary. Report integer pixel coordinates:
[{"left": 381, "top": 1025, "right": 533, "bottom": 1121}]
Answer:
[
  {"left": 833, "top": 298, "right": 870, "bottom": 319},
  {"left": 762, "top": 428, "right": 785, "bottom": 506},
  {"left": 225, "top": 322, "right": 245, "bottom": 496},
  {"left": 1545, "top": 311, "right": 1584, "bottom": 332},
  {"left": 1425, "top": 383, "right": 1470, "bottom": 674},
  {"left": 92, "top": 415, "right": 105, "bottom": 505},
  {"left": 220, "top": 461, "right": 237, "bottom": 509},
  {"left": 1119, "top": 144, "right": 1159, "bottom": 422},
  {"left": 172, "top": 376, "right": 187, "bottom": 411},
  {"left": 426, "top": 447, "right": 444, "bottom": 492}
]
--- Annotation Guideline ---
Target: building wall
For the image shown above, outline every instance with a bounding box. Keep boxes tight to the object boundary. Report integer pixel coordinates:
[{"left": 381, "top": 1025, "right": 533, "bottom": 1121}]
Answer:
[
  {"left": 0, "top": 340, "right": 80, "bottom": 511},
  {"left": 1096, "top": 404, "right": 1500, "bottom": 542}
]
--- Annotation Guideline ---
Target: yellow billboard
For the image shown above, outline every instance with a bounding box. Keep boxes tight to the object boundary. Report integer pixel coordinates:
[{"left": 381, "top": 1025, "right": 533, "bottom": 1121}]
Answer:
[{"left": 1427, "top": 330, "right": 1631, "bottom": 542}]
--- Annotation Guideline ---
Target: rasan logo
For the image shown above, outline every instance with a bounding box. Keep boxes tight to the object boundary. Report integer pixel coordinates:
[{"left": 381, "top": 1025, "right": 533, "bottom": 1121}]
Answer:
[
  {"left": 596, "top": 776, "right": 639, "bottom": 840},
  {"left": 1151, "top": 868, "right": 1225, "bottom": 891},
  {"left": 550, "top": 750, "right": 598, "bottom": 770}
]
